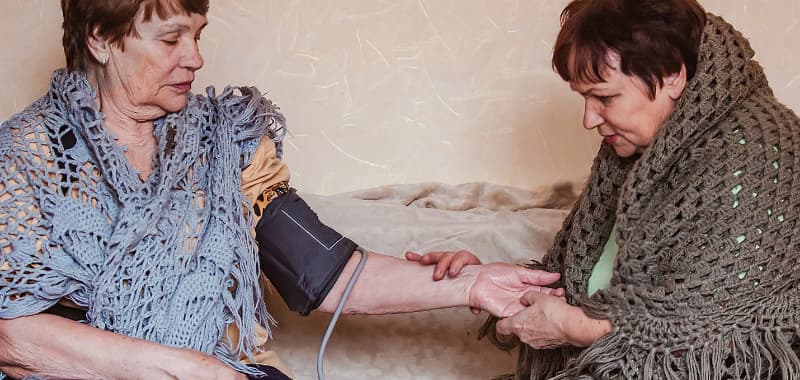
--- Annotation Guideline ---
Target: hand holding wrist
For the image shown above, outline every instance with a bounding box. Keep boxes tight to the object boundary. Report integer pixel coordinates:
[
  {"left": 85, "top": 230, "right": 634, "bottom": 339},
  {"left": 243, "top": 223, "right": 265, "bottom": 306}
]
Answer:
[{"left": 465, "top": 263, "right": 562, "bottom": 317}]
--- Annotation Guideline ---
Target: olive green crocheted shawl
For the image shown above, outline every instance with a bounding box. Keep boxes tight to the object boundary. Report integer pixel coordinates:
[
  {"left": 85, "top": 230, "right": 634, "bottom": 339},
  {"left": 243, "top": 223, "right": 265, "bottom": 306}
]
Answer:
[{"left": 498, "top": 13, "right": 800, "bottom": 380}]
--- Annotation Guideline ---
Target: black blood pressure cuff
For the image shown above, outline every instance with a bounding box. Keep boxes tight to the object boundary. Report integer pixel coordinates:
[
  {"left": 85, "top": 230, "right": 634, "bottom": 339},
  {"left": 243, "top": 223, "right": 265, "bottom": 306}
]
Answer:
[{"left": 255, "top": 189, "right": 357, "bottom": 315}]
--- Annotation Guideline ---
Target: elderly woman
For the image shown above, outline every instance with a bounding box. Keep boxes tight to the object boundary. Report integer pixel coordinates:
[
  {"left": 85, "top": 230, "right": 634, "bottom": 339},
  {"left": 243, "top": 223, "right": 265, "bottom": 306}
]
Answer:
[
  {"left": 490, "top": 0, "right": 800, "bottom": 379},
  {"left": 0, "top": 1, "right": 565, "bottom": 379}
]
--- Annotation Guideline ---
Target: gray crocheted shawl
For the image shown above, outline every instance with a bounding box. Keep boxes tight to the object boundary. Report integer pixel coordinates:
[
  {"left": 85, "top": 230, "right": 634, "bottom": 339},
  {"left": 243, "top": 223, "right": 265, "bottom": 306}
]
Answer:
[
  {"left": 0, "top": 69, "right": 285, "bottom": 372},
  {"left": 506, "top": 14, "right": 800, "bottom": 380}
]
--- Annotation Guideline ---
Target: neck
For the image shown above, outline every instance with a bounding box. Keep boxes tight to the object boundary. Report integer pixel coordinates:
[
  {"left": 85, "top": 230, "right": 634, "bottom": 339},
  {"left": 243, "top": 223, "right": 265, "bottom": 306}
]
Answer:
[{"left": 88, "top": 68, "right": 158, "bottom": 180}]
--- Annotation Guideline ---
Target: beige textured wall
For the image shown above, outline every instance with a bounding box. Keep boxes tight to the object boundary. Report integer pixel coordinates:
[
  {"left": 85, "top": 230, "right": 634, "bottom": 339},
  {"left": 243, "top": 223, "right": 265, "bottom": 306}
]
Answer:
[{"left": 1, "top": 1, "right": 799, "bottom": 194}]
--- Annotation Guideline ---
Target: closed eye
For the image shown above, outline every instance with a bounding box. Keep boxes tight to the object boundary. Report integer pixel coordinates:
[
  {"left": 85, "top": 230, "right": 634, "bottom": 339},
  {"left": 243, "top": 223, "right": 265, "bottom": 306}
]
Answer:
[{"left": 595, "top": 95, "right": 616, "bottom": 105}]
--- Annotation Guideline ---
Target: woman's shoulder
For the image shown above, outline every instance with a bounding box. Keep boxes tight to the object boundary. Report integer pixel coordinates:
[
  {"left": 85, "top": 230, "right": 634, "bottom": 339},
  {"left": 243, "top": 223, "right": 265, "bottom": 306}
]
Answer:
[
  {"left": 720, "top": 91, "right": 800, "bottom": 149},
  {"left": 188, "top": 85, "right": 287, "bottom": 156},
  {"left": 191, "top": 85, "right": 283, "bottom": 121}
]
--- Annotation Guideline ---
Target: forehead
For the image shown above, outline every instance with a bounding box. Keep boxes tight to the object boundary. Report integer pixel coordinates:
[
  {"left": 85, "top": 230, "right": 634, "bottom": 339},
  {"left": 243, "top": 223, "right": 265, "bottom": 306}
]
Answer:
[
  {"left": 134, "top": 9, "right": 207, "bottom": 34},
  {"left": 569, "top": 70, "right": 621, "bottom": 94},
  {"left": 566, "top": 50, "right": 621, "bottom": 88}
]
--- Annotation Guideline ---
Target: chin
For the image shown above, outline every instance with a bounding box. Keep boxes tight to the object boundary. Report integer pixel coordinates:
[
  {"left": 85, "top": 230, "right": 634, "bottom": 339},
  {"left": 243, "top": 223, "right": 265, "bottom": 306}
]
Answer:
[
  {"left": 613, "top": 146, "right": 638, "bottom": 158},
  {"left": 160, "top": 95, "right": 190, "bottom": 113}
]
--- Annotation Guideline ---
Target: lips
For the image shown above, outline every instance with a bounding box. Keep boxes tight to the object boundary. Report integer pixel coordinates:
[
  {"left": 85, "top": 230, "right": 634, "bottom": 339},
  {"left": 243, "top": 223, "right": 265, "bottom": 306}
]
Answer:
[
  {"left": 603, "top": 135, "right": 618, "bottom": 144},
  {"left": 170, "top": 81, "right": 193, "bottom": 92}
]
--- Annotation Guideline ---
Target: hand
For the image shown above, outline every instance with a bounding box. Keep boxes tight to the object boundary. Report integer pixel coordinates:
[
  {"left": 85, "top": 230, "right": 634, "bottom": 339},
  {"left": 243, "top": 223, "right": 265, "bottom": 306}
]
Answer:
[
  {"left": 152, "top": 347, "right": 247, "bottom": 380},
  {"left": 405, "top": 250, "right": 482, "bottom": 280},
  {"left": 465, "top": 264, "right": 564, "bottom": 318},
  {"left": 495, "top": 291, "right": 611, "bottom": 349}
]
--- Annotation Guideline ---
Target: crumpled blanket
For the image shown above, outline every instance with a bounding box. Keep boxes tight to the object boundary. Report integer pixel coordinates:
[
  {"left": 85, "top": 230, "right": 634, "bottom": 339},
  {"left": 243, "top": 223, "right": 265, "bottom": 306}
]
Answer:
[
  {"left": 343, "top": 181, "right": 579, "bottom": 211},
  {"left": 264, "top": 181, "right": 576, "bottom": 380}
]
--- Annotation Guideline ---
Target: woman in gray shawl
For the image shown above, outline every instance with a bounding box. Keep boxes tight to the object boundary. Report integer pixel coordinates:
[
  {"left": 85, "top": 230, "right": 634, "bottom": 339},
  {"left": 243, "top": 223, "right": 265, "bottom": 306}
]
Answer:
[
  {"left": 0, "top": 1, "right": 565, "bottom": 379},
  {"left": 489, "top": 0, "right": 800, "bottom": 379}
]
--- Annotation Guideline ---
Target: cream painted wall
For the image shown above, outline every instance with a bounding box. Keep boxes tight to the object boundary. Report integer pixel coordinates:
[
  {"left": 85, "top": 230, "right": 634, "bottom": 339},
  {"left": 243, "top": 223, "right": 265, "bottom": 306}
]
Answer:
[{"left": 1, "top": 1, "right": 799, "bottom": 194}]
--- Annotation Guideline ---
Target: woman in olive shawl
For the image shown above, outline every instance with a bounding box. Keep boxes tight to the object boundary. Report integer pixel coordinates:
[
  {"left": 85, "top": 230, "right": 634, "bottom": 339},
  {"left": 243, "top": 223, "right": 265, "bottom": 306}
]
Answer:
[{"left": 490, "top": 0, "right": 800, "bottom": 379}]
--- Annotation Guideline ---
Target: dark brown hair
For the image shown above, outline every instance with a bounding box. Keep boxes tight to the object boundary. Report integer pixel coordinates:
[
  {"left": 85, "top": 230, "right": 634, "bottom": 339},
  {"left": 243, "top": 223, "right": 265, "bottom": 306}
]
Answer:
[
  {"left": 552, "top": 0, "right": 706, "bottom": 98},
  {"left": 61, "top": 0, "right": 210, "bottom": 72}
]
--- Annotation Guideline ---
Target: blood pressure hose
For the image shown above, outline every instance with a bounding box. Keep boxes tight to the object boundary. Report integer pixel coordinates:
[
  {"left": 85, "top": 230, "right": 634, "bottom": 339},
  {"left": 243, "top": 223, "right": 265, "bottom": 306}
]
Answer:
[{"left": 316, "top": 246, "right": 369, "bottom": 380}]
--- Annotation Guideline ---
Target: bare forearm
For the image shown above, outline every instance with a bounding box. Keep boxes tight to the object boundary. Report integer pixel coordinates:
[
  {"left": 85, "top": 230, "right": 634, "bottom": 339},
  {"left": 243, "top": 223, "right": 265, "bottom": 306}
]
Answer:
[
  {"left": 0, "top": 313, "right": 171, "bottom": 379},
  {"left": 317, "top": 252, "right": 474, "bottom": 314}
]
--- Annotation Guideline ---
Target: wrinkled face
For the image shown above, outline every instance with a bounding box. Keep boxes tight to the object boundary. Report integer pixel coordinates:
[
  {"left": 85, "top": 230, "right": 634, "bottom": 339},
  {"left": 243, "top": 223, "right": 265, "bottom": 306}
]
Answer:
[
  {"left": 103, "top": 10, "right": 207, "bottom": 118},
  {"left": 569, "top": 53, "right": 684, "bottom": 157}
]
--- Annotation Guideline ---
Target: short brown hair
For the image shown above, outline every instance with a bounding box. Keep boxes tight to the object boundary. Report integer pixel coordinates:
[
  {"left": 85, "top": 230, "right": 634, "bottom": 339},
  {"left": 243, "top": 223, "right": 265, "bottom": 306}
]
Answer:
[
  {"left": 552, "top": 0, "right": 706, "bottom": 98},
  {"left": 61, "top": 0, "right": 210, "bottom": 72}
]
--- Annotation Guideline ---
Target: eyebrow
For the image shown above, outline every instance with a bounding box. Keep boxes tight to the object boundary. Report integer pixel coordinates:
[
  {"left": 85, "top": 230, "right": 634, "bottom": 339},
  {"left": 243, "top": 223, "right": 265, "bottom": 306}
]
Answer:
[
  {"left": 571, "top": 85, "right": 613, "bottom": 97},
  {"left": 156, "top": 21, "right": 208, "bottom": 36},
  {"left": 583, "top": 89, "right": 606, "bottom": 97}
]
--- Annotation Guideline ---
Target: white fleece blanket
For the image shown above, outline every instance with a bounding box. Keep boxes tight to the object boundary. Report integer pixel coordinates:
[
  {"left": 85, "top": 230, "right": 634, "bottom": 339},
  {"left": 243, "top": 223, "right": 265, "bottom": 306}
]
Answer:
[{"left": 264, "top": 182, "right": 576, "bottom": 380}]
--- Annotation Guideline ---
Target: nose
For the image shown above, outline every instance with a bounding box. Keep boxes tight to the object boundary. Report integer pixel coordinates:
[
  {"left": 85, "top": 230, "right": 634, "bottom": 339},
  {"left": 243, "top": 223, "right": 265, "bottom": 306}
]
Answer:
[
  {"left": 182, "top": 40, "right": 204, "bottom": 71},
  {"left": 583, "top": 100, "right": 604, "bottom": 130}
]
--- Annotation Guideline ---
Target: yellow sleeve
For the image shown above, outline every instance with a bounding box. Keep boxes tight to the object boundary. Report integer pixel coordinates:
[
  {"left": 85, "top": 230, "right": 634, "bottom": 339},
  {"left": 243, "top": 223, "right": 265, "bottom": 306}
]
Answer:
[
  {"left": 237, "top": 137, "right": 296, "bottom": 378},
  {"left": 241, "top": 137, "right": 291, "bottom": 217}
]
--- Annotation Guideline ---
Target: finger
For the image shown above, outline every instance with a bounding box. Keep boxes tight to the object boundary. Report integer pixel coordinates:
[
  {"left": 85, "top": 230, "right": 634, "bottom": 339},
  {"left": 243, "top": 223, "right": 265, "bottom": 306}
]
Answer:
[
  {"left": 448, "top": 256, "right": 468, "bottom": 277},
  {"left": 521, "top": 290, "right": 544, "bottom": 306},
  {"left": 434, "top": 254, "right": 454, "bottom": 280},
  {"left": 553, "top": 288, "right": 566, "bottom": 297},
  {"left": 404, "top": 251, "right": 423, "bottom": 262},
  {"left": 501, "top": 302, "right": 528, "bottom": 317},
  {"left": 420, "top": 252, "right": 446, "bottom": 265},
  {"left": 518, "top": 269, "right": 561, "bottom": 286},
  {"left": 470, "top": 307, "right": 481, "bottom": 315},
  {"left": 537, "top": 287, "right": 564, "bottom": 297},
  {"left": 456, "top": 250, "right": 482, "bottom": 265},
  {"left": 496, "top": 318, "right": 513, "bottom": 336},
  {"left": 448, "top": 252, "right": 481, "bottom": 276}
]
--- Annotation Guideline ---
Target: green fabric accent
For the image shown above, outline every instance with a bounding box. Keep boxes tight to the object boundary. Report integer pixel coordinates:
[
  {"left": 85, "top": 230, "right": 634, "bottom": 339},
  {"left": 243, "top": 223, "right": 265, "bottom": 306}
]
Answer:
[{"left": 587, "top": 225, "right": 618, "bottom": 296}]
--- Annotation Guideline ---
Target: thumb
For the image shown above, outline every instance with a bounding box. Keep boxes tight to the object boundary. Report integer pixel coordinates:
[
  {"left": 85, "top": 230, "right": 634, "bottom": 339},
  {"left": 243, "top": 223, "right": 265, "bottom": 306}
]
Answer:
[
  {"left": 495, "top": 318, "right": 513, "bottom": 336},
  {"left": 520, "top": 290, "right": 543, "bottom": 306}
]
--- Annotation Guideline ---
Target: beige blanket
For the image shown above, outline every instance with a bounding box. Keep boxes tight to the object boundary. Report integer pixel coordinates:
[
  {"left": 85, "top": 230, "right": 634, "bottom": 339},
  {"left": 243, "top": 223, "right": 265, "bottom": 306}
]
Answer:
[{"left": 264, "top": 182, "right": 575, "bottom": 379}]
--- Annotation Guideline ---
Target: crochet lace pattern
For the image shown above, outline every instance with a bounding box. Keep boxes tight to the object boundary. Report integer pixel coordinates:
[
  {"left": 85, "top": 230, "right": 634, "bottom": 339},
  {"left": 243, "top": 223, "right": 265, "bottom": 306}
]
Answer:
[
  {"left": 0, "top": 69, "right": 286, "bottom": 373},
  {"left": 494, "top": 13, "right": 800, "bottom": 380}
]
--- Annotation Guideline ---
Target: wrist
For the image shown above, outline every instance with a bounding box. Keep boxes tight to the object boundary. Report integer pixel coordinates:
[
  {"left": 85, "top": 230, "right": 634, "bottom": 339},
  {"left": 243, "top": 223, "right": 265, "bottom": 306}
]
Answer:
[
  {"left": 566, "top": 307, "right": 612, "bottom": 347},
  {"left": 118, "top": 339, "right": 174, "bottom": 379},
  {"left": 459, "top": 264, "right": 481, "bottom": 309}
]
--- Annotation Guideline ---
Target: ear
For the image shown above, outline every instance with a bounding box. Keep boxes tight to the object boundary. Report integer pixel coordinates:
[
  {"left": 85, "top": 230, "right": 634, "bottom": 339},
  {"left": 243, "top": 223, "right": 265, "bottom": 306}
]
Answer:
[
  {"left": 86, "top": 26, "right": 111, "bottom": 65},
  {"left": 663, "top": 64, "right": 687, "bottom": 100}
]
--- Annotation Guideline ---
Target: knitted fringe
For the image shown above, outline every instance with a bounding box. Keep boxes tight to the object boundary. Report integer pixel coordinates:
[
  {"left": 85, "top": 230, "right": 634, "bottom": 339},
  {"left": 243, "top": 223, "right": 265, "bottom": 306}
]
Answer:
[{"left": 550, "top": 327, "right": 800, "bottom": 379}]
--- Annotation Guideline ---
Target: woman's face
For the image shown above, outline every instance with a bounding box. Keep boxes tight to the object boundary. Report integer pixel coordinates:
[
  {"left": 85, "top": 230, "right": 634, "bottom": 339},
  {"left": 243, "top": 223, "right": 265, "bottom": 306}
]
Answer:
[
  {"left": 569, "top": 53, "right": 685, "bottom": 157},
  {"left": 100, "top": 10, "right": 207, "bottom": 119}
]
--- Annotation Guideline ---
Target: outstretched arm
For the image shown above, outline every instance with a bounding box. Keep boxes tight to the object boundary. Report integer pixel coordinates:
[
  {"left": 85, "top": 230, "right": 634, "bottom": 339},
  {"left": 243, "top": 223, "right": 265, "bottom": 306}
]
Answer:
[
  {"left": 243, "top": 137, "right": 563, "bottom": 318},
  {"left": 318, "top": 252, "right": 563, "bottom": 317}
]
